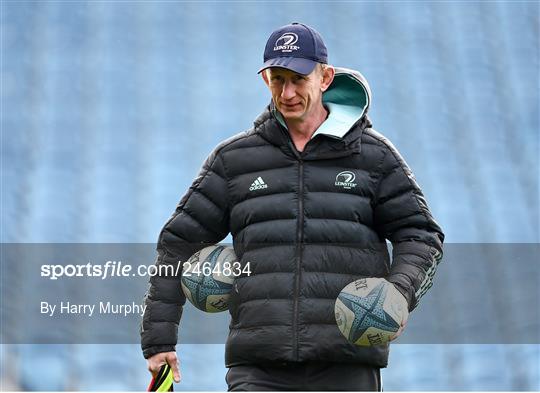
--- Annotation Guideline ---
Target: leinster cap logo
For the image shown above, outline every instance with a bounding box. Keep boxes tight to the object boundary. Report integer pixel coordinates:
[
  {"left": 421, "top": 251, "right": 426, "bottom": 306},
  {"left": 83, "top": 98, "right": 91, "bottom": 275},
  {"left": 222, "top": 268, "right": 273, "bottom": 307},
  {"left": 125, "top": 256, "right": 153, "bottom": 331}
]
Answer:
[
  {"left": 335, "top": 171, "right": 357, "bottom": 190},
  {"left": 274, "top": 33, "right": 299, "bottom": 52}
]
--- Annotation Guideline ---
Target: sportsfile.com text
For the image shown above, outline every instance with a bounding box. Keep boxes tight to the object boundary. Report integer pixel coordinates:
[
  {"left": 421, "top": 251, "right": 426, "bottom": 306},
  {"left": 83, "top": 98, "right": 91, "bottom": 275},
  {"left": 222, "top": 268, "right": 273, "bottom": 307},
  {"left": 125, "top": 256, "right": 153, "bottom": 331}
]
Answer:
[{"left": 40, "top": 261, "right": 251, "bottom": 280}]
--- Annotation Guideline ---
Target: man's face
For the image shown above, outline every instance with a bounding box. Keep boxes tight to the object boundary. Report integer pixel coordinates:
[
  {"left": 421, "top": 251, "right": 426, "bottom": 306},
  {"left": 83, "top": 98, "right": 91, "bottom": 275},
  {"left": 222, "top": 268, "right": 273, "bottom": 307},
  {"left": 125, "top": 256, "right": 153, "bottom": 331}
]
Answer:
[{"left": 262, "top": 66, "right": 332, "bottom": 122}]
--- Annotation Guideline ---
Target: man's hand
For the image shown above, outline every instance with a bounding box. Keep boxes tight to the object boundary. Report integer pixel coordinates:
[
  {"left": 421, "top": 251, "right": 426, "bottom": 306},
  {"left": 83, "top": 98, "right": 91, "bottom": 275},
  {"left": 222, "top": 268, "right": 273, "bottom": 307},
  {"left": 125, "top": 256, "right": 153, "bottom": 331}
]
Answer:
[
  {"left": 389, "top": 313, "right": 408, "bottom": 342},
  {"left": 147, "top": 351, "right": 181, "bottom": 383},
  {"left": 388, "top": 283, "right": 409, "bottom": 342}
]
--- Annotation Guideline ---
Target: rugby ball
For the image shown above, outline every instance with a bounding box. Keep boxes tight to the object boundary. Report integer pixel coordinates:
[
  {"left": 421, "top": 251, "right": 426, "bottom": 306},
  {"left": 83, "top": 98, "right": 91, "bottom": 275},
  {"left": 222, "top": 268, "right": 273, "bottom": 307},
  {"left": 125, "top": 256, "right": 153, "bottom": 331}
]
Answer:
[
  {"left": 181, "top": 245, "right": 237, "bottom": 313},
  {"left": 335, "top": 277, "right": 408, "bottom": 346}
]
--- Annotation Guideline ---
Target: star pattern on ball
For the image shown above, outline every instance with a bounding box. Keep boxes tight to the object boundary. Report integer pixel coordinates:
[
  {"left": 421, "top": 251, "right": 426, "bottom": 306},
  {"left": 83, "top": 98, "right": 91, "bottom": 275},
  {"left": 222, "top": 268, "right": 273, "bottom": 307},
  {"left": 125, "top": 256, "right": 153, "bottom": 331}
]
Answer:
[{"left": 339, "top": 282, "right": 400, "bottom": 342}]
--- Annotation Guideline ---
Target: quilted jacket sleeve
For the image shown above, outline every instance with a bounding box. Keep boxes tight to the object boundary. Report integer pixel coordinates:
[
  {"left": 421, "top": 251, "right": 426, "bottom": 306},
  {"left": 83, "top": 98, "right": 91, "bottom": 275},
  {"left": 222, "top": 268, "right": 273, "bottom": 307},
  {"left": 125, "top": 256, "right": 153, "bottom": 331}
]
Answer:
[
  {"left": 373, "top": 139, "right": 444, "bottom": 312},
  {"left": 140, "top": 149, "right": 230, "bottom": 359}
]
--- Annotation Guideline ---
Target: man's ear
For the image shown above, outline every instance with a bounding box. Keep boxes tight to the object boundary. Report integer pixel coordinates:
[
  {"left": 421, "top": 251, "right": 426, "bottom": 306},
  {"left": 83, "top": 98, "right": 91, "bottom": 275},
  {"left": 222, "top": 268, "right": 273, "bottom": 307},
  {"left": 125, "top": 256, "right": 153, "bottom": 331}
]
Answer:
[
  {"left": 321, "top": 66, "right": 335, "bottom": 92},
  {"left": 261, "top": 69, "right": 270, "bottom": 87}
]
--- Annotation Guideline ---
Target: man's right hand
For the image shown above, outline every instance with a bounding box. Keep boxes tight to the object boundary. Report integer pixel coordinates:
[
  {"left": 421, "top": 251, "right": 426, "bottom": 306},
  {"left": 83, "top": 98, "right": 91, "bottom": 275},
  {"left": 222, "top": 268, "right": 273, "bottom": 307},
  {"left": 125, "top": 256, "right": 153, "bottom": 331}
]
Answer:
[{"left": 147, "top": 351, "right": 181, "bottom": 383}]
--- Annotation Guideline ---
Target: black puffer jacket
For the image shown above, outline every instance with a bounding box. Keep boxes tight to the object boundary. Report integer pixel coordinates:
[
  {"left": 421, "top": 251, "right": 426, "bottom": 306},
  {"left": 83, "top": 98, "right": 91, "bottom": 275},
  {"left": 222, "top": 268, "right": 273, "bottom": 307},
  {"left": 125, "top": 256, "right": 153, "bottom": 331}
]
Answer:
[{"left": 141, "top": 67, "right": 444, "bottom": 368}]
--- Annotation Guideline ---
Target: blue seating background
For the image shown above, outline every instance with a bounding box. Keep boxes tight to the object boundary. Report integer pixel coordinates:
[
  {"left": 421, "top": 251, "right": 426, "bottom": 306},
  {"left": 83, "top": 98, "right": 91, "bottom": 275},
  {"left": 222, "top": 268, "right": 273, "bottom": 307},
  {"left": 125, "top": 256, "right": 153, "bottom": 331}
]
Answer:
[{"left": 1, "top": 1, "right": 538, "bottom": 390}]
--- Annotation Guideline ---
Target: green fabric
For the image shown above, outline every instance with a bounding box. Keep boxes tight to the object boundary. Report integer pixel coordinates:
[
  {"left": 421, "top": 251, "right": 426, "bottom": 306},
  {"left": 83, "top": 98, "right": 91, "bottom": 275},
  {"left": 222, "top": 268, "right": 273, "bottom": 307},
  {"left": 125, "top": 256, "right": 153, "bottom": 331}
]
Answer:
[
  {"left": 312, "top": 102, "right": 363, "bottom": 139},
  {"left": 274, "top": 108, "right": 287, "bottom": 129},
  {"left": 316, "top": 73, "right": 369, "bottom": 139},
  {"left": 323, "top": 73, "right": 368, "bottom": 109}
]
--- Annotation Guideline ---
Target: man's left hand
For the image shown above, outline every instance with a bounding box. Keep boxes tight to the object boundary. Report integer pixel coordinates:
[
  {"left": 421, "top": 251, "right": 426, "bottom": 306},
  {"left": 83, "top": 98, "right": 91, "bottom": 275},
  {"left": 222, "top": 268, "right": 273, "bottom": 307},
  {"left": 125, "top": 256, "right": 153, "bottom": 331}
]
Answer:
[
  {"left": 389, "top": 314, "right": 408, "bottom": 341},
  {"left": 388, "top": 284, "right": 409, "bottom": 342}
]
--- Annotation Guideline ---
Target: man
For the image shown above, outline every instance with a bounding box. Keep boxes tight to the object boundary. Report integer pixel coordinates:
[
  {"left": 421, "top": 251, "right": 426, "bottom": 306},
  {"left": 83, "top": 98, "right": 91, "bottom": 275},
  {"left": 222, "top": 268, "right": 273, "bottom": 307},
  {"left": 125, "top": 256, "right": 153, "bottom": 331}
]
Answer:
[{"left": 141, "top": 22, "right": 444, "bottom": 391}]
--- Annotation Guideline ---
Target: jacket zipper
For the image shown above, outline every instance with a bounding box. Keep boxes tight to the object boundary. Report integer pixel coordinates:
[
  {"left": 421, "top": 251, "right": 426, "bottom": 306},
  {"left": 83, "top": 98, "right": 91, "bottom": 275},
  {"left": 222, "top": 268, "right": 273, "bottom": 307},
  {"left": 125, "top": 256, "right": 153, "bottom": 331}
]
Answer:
[{"left": 293, "top": 157, "right": 304, "bottom": 361}]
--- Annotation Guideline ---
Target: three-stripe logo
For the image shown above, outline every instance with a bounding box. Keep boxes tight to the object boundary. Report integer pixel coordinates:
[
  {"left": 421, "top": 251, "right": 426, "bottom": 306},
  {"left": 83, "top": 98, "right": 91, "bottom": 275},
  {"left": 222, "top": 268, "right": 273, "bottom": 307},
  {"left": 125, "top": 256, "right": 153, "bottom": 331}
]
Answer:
[{"left": 249, "top": 176, "right": 268, "bottom": 191}]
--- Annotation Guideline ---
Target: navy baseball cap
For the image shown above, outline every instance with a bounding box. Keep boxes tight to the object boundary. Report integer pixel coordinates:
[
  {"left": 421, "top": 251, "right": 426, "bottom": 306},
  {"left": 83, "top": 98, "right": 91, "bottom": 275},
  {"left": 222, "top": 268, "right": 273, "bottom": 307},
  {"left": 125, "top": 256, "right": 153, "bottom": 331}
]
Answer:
[{"left": 258, "top": 22, "right": 328, "bottom": 75}]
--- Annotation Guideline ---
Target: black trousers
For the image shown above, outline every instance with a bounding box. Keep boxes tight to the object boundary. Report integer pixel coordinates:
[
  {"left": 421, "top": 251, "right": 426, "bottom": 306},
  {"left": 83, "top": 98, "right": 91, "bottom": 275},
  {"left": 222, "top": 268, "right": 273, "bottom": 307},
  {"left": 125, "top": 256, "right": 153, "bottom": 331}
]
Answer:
[{"left": 226, "top": 362, "right": 382, "bottom": 391}]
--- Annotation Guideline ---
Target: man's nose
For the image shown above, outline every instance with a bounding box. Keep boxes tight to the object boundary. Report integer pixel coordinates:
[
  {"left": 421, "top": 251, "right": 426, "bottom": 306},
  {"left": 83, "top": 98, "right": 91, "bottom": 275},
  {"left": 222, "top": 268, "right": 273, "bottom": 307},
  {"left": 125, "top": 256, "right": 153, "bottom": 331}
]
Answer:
[{"left": 281, "top": 80, "right": 296, "bottom": 100}]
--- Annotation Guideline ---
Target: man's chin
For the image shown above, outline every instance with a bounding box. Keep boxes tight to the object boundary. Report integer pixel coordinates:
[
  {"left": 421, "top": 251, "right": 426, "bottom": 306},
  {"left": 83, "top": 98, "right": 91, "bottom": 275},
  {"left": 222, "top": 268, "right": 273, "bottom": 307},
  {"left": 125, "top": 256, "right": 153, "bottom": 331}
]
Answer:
[{"left": 280, "top": 110, "right": 304, "bottom": 121}]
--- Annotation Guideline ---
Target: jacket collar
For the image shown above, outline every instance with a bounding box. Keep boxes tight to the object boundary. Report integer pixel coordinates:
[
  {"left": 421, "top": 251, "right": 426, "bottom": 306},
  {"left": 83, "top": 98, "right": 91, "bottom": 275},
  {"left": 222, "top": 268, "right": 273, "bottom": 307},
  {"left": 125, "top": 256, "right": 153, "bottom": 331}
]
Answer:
[{"left": 253, "top": 104, "right": 370, "bottom": 160}]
